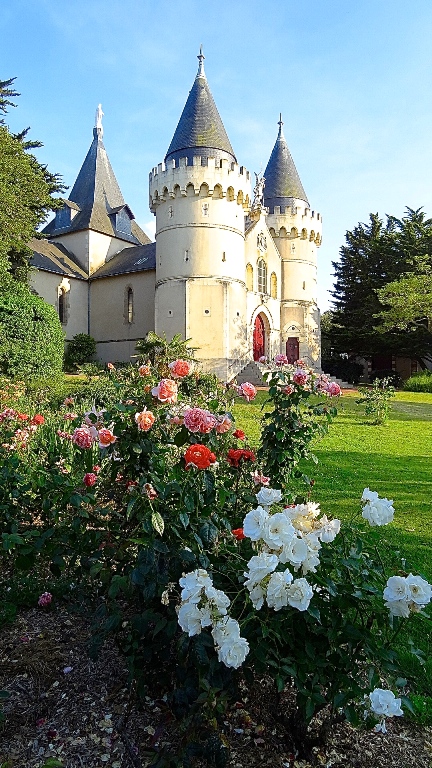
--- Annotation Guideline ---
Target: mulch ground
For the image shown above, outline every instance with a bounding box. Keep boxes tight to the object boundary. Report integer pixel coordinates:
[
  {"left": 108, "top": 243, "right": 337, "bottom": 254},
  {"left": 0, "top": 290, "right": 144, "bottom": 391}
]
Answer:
[{"left": 1, "top": 606, "right": 430, "bottom": 768}]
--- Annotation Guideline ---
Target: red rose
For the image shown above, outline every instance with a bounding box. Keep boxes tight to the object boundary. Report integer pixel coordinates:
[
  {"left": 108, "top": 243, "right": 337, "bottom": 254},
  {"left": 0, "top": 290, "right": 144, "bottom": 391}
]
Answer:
[
  {"left": 233, "top": 429, "right": 246, "bottom": 441},
  {"left": 232, "top": 528, "right": 245, "bottom": 540},
  {"left": 31, "top": 414, "right": 45, "bottom": 425},
  {"left": 227, "top": 448, "right": 256, "bottom": 467},
  {"left": 83, "top": 472, "right": 97, "bottom": 487},
  {"left": 184, "top": 444, "right": 216, "bottom": 470}
]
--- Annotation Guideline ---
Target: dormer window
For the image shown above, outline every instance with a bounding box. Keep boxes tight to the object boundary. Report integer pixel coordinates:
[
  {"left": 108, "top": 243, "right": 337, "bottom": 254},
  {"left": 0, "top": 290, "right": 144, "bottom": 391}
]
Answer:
[
  {"left": 110, "top": 205, "right": 134, "bottom": 236},
  {"left": 54, "top": 200, "right": 80, "bottom": 230}
]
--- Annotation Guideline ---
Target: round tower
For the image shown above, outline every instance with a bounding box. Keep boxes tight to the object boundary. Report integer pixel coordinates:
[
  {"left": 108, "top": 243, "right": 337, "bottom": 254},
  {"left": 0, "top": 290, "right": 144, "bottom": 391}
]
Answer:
[
  {"left": 150, "top": 49, "right": 251, "bottom": 380},
  {"left": 264, "top": 116, "right": 321, "bottom": 368}
]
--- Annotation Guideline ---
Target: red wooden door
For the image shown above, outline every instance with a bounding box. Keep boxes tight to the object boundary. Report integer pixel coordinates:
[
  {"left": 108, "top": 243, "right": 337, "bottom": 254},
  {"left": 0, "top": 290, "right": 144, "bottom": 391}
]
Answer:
[
  {"left": 286, "top": 337, "right": 299, "bottom": 364},
  {"left": 253, "top": 315, "right": 265, "bottom": 360}
]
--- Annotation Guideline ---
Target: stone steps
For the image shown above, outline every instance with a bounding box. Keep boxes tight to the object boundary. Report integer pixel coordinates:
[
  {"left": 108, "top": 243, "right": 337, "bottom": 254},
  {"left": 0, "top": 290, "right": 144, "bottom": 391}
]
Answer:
[{"left": 232, "top": 363, "right": 355, "bottom": 390}]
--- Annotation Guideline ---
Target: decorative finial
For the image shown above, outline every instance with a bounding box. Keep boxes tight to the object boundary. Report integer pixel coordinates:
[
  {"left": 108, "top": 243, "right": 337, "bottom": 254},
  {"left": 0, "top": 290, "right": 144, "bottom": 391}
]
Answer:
[
  {"left": 252, "top": 171, "right": 266, "bottom": 211},
  {"left": 278, "top": 113, "right": 284, "bottom": 136},
  {"left": 94, "top": 103, "right": 104, "bottom": 139},
  {"left": 197, "top": 44, "right": 205, "bottom": 78}
]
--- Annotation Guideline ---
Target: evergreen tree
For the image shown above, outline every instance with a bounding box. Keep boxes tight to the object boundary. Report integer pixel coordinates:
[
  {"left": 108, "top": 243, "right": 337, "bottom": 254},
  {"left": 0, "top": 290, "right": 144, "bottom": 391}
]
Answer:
[
  {"left": 0, "top": 77, "right": 66, "bottom": 282},
  {"left": 330, "top": 209, "right": 432, "bottom": 362}
]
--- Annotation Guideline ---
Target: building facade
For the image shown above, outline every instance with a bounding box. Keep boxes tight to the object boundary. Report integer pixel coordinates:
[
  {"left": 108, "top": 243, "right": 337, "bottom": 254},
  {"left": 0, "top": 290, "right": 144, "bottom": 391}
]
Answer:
[{"left": 31, "top": 51, "right": 322, "bottom": 379}]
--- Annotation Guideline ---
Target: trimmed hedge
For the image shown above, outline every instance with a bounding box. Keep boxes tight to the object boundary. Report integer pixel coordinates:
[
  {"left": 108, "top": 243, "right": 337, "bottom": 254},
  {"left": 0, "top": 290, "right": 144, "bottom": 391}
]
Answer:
[
  {"left": 404, "top": 370, "right": 432, "bottom": 392},
  {"left": 0, "top": 286, "right": 64, "bottom": 381}
]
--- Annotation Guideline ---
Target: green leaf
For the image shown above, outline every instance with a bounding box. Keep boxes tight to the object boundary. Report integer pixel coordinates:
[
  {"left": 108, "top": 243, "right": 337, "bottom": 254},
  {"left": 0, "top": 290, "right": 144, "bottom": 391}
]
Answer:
[
  {"left": 179, "top": 510, "right": 189, "bottom": 528},
  {"left": 151, "top": 510, "right": 164, "bottom": 536},
  {"left": 199, "top": 521, "right": 218, "bottom": 546}
]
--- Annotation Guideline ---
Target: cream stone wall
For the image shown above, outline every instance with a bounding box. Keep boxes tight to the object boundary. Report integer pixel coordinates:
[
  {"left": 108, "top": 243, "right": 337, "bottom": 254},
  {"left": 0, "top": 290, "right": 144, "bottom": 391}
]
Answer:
[
  {"left": 267, "top": 200, "right": 322, "bottom": 368},
  {"left": 150, "top": 156, "right": 251, "bottom": 377},
  {"left": 90, "top": 270, "right": 156, "bottom": 363},
  {"left": 30, "top": 270, "right": 88, "bottom": 340},
  {"left": 50, "top": 229, "right": 138, "bottom": 275}
]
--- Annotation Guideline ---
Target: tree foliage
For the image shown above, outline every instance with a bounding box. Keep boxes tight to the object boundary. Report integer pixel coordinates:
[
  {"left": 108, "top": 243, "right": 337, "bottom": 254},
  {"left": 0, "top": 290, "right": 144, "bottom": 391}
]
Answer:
[
  {"left": 330, "top": 208, "right": 432, "bottom": 361},
  {"left": 0, "top": 77, "right": 65, "bottom": 282}
]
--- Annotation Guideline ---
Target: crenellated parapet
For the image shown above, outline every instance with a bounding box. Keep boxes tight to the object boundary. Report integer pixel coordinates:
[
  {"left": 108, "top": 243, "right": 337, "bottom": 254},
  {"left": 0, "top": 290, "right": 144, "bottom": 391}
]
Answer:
[
  {"left": 149, "top": 156, "right": 251, "bottom": 213},
  {"left": 266, "top": 201, "right": 323, "bottom": 247}
]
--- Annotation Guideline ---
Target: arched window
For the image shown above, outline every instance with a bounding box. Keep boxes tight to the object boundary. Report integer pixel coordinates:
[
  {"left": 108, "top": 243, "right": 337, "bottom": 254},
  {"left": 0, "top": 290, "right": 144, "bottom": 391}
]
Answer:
[
  {"left": 270, "top": 272, "right": 277, "bottom": 299},
  {"left": 58, "top": 288, "right": 66, "bottom": 324},
  {"left": 127, "top": 287, "right": 133, "bottom": 324},
  {"left": 246, "top": 263, "right": 253, "bottom": 291},
  {"left": 257, "top": 258, "right": 267, "bottom": 294}
]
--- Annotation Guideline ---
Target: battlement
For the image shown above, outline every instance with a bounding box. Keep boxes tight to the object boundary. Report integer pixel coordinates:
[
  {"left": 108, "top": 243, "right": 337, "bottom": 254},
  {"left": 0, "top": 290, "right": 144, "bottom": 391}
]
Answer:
[
  {"left": 270, "top": 204, "right": 322, "bottom": 222},
  {"left": 149, "top": 156, "right": 251, "bottom": 212}
]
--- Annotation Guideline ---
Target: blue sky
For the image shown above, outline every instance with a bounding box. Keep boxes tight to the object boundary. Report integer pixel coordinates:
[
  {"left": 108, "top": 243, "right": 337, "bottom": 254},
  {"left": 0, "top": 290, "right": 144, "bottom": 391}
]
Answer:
[{"left": 2, "top": 0, "right": 432, "bottom": 310}]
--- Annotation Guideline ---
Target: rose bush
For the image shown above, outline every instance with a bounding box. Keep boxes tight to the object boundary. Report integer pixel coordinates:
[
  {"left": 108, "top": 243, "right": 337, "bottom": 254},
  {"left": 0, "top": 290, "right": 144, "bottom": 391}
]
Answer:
[{"left": 0, "top": 350, "right": 430, "bottom": 765}]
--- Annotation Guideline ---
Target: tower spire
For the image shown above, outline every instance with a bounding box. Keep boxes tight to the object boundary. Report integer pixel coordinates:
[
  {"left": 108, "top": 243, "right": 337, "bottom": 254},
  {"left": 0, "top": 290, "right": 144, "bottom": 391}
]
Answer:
[
  {"left": 94, "top": 103, "right": 104, "bottom": 139},
  {"left": 263, "top": 116, "right": 308, "bottom": 210},
  {"left": 197, "top": 44, "right": 205, "bottom": 78}
]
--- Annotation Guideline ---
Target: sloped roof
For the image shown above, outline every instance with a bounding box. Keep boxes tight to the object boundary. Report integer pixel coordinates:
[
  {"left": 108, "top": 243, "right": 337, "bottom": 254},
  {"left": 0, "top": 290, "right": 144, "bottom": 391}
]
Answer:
[
  {"left": 90, "top": 242, "right": 156, "bottom": 279},
  {"left": 165, "top": 51, "right": 236, "bottom": 165},
  {"left": 29, "top": 237, "right": 87, "bottom": 280},
  {"left": 43, "top": 127, "right": 151, "bottom": 246},
  {"left": 264, "top": 118, "right": 309, "bottom": 212}
]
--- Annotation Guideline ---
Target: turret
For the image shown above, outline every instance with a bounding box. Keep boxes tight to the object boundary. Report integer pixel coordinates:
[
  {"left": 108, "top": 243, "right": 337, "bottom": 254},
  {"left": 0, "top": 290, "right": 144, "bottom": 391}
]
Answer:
[
  {"left": 150, "top": 49, "right": 251, "bottom": 379},
  {"left": 265, "top": 116, "right": 321, "bottom": 368}
]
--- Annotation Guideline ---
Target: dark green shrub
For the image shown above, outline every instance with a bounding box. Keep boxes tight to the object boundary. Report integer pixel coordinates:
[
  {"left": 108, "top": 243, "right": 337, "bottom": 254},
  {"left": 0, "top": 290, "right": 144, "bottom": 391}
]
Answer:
[
  {"left": 404, "top": 370, "right": 432, "bottom": 392},
  {"left": 0, "top": 286, "right": 64, "bottom": 381},
  {"left": 322, "top": 356, "right": 364, "bottom": 384},
  {"left": 65, "top": 333, "right": 96, "bottom": 370}
]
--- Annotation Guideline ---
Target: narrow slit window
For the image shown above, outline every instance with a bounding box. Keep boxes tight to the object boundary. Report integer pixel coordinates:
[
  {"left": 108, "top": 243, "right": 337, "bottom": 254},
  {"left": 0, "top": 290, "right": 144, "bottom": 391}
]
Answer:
[{"left": 127, "top": 287, "right": 134, "bottom": 323}]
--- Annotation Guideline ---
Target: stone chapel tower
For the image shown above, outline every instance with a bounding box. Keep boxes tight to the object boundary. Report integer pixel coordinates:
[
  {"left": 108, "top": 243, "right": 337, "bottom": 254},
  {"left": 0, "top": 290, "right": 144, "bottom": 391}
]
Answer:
[
  {"left": 149, "top": 49, "right": 251, "bottom": 380},
  {"left": 265, "top": 117, "right": 321, "bottom": 368}
]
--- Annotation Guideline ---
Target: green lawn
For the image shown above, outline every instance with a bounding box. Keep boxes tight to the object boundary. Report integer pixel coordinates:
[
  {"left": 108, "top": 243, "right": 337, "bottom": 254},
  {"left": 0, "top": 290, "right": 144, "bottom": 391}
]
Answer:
[{"left": 233, "top": 389, "right": 432, "bottom": 696}]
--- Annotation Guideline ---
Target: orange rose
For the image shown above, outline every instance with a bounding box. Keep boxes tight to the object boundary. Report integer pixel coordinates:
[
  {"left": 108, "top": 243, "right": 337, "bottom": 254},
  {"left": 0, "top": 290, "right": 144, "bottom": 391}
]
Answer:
[
  {"left": 151, "top": 379, "right": 178, "bottom": 404},
  {"left": 138, "top": 364, "right": 151, "bottom": 377},
  {"left": 135, "top": 409, "right": 156, "bottom": 431},
  {"left": 98, "top": 428, "right": 117, "bottom": 448}
]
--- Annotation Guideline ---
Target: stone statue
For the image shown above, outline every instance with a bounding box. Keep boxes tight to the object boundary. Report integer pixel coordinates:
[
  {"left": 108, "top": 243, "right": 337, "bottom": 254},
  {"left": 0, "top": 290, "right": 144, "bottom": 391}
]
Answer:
[
  {"left": 252, "top": 171, "right": 265, "bottom": 209},
  {"left": 95, "top": 104, "right": 104, "bottom": 136}
]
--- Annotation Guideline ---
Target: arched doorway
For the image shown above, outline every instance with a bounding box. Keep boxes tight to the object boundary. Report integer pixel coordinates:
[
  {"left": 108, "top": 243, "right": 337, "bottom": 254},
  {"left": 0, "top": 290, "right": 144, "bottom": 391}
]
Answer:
[
  {"left": 253, "top": 314, "right": 266, "bottom": 360},
  {"left": 286, "top": 337, "right": 299, "bottom": 364}
]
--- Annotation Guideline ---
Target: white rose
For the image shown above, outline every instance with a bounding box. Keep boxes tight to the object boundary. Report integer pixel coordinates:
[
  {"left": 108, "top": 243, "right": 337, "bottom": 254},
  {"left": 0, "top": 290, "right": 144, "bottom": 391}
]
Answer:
[
  {"left": 243, "top": 506, "right": 269, "bottom": 540},
  {"left": 279, "top": 535, "right": 308, "bottom": 568},
  {"left": 405, "top": 573, "right": 432, "bottom": 606},
  {"left": 205, "top": 585, "right": 230, "bottom": 614},
  {"left": 255, "top": 487, "right": 283, "bottom": 508},
  {"left": 301, "top": 551, "right": 320, "bottom": 575},
  {"left": 286, "top": 577, "right": 313, "bottom": 611},
  {"left": 177, "top": 602, "right": 203, "bottom": 636},
  {"left": 383, "top": 576, "right": 411, "bottom": 603},
  {"left": 305, "top": 501, "right": 321, "bottom": 518},
  {"left": 244, "top": 552, "right": 278, "bottom": 587},
  {"left": 179, "top": 569, "right": 212, "bottom": 602},
  {"left": 318, "top": 515, "right": 341, "bottom": 543},
  {"left": 369, "top": 689, "right": 403, "bottom": 717},
  {"left": 262, "top": 513, "right": 295, "bottom": 549},
  {"left": 212, "top": 617, "right": 240, "bottom": 647},
  {"left": 217, "top": 636, "right": 250, "bottom": 668},
  {"left": 384, "top": 598, "right": 411, "bottom": 618},
  {"left": 362, "top": 487, "right": 379, "bottom": 503},
  {"left": 248, "top": 583, "right": 265, "bottom": 610},
  {"left": 362, "top": 494, "right": 394, "bottom": 527},
  {"left": 266, "top": 570, "right": 292, "bottom": 611}
]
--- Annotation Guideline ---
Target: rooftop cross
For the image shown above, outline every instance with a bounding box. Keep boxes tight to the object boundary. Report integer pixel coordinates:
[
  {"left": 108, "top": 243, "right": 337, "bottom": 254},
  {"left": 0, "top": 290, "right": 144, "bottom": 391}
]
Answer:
[
  {"left": 95, "top": 103, "right": 104, "bottom": 138},
  {"left": 278, "top": 113, "right": 284, "bottom": 137},
  {"left": 197, "top": 44, "right": 205, "bottom": 78}
]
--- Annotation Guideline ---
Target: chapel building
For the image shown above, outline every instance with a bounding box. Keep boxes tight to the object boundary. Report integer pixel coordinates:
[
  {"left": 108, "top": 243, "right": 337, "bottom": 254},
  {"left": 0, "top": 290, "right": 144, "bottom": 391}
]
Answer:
[{"left": 31, "top": 51, "right": 322, "bottom": 380}]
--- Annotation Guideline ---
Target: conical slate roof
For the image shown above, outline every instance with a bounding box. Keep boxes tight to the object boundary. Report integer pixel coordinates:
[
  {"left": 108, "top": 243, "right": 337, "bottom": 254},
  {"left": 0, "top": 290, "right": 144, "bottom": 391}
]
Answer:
[
  {"left": 264, "top": 117, "right": 308, "bottom": 212},
  {"left": 165, "top": 49, "right": 236, "bottom": 166},
  {"left": 43, "top": 124, "right": 150, "bottom": 245}
]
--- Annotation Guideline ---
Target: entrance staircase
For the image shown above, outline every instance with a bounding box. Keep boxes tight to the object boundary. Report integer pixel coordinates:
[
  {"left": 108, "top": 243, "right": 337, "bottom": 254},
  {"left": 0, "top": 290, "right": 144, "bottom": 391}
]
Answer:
[{"left": 232, "top": 362, "right": 354, "bottom": 389}]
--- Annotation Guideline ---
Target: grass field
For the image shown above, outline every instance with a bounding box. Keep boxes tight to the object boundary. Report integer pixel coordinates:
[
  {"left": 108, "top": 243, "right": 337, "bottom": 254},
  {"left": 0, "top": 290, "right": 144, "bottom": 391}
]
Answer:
[{"left": 233, "top": 389, "right": 432, "bottom": 697}]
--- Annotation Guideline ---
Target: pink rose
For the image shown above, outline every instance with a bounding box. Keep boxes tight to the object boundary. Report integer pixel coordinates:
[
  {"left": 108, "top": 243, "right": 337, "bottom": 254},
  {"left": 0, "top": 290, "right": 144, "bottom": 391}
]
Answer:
[
  {"left": 326, "top": 381, "right": 342, "bottom": 397},
  {"left": 274, "top": 354, "right": 288, "bottom": 366},
  {"left": 282, "top": 384, "right": 295, "bottom": 396},
  {"left": 152, "top": 379, "right": 178, "bottom": 404},
  {"left": 215, "top": 413, "right": 232, "bottom": 434},
  {"left": 168, "top": 359, "right": 193, "bottom": 378},
  {"left": 83, "top": 472, "right": 97, "bottom": 487},
  {"left": 293, "top": 369, "right": 309, "bottom": 386},
  {"left": 252, "top": 471, "right": 270, "bottom": 486},
  {"left": 258, "top": 356, "right": 267, "bottom": 364},
  {"left": 184, "top": 407, "right": 216, "bottom": 434},
  {"left": 237, "top": 382, "right": 257, "bottom": 402},
  {"left": 38, "top": 592, "right": 52, "bottom": 607},
  {"left": 135, "top": 409, "right": 156, "bottom": 431},
  {"left": 72, "top": 426, "right": 94, "bottom": 449},
  {"left": 98, "top": 428, "right": 117, "bottom": 449}
]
